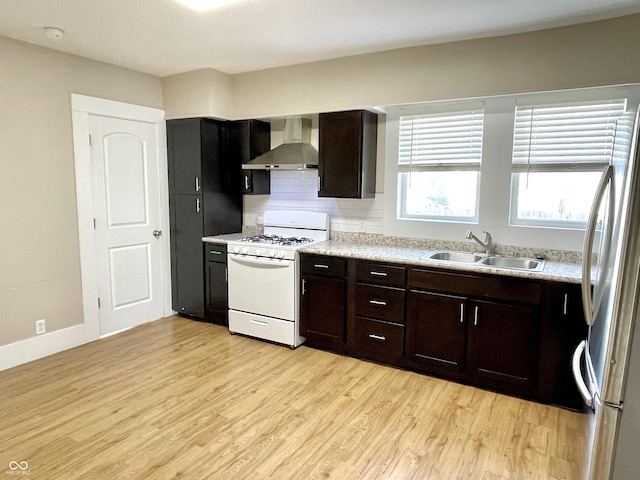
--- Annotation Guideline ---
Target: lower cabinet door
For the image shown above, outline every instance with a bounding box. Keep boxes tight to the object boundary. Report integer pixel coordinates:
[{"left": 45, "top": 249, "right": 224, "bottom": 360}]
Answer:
[
  {"left": 405, "top": 290, "right": 467, "bottom": 375},
  {"left": 170, "top": 194, "right": 204, "bottom": 318},
  {"left": 206, "top": 260, "right": 228, "bottom": 325},
  {"left": 300, "top": 275, "right": 345, "bottom": 344},
  {"left": 466, "top": 299, "right": 538, "bottom": 395}
]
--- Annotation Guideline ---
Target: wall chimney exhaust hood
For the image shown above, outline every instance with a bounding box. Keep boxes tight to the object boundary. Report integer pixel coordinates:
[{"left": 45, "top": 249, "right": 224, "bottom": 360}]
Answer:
[{"left": 243, "top": 118, "right": 318, "bottom": 170}]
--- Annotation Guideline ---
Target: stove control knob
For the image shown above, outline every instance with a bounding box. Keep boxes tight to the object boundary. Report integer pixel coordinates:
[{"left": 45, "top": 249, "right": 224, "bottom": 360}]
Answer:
[
  {"left": 241, "top": 247, "right": 248, "bottom": 255},
  {"left": 233, "top": 246, "right": 240, "bottom": 253},
  {"left": 255, "top": 249, "right": 262, "bottom": 256},
  {"left": 276, "top": 251, "right": 285, "bottom": 259},
  {"left": 268, "top": 250, "right": 276, "bottom": 258}
]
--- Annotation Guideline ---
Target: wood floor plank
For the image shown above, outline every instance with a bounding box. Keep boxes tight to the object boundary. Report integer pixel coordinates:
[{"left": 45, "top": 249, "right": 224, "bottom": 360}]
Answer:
[{"left": 0, "top": 315, "right": 588, "bottom": 479}]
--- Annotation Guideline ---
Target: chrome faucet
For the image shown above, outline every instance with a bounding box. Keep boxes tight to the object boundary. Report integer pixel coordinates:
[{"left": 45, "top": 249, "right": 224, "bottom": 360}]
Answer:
[{"left": 465, "top": 230, "right": 493, "bottom": 256}]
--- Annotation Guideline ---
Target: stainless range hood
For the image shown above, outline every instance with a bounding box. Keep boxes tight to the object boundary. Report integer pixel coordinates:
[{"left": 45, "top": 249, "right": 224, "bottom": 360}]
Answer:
[{"left": 243, "top": 118, "right": 318, "bottom": 170}]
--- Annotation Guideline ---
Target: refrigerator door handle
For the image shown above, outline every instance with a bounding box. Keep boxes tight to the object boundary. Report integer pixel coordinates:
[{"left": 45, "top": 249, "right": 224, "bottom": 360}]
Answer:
[
  {"left": 582, "top": 165, "right": 614, "bottom": 326},
  {"left": 572, "top": 340, "right": 594, "bottom": 408}
]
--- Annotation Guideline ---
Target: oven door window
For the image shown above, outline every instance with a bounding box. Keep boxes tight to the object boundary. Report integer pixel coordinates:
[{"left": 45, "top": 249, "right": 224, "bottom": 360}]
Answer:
[{"left": 227, "top": 254, "right": 296, "bottom": 321}]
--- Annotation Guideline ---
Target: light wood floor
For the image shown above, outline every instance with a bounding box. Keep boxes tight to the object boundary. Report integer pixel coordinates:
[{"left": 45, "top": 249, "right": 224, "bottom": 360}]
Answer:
[{"left": 0, "top": 316, "right": 589, "bottom": 479}]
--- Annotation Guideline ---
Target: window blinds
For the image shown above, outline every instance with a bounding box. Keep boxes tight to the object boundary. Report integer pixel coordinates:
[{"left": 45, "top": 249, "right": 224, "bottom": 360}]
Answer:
[
  {"left": 398, "top": 109, "right": 484, "bottom": 171},
  {"left": 512, "top": 99, "right": 627, "bottom": 171}
]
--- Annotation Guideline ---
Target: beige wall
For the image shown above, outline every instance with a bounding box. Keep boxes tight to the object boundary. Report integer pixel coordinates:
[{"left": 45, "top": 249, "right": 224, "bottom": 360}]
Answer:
[
  {"left": 231, "top": 14, "right": 640, "bottom": 119},
  {"left": 0, "top": 36, "right": 163, "bottom": 347},
  {"left": 163, "top": 68, "right": 233, "bottom": 120}
]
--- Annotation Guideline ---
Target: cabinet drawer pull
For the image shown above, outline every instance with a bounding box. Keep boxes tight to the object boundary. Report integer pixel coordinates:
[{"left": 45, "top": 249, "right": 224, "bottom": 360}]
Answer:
[
  {"left": 251, "top": 319, "right": 269, "bottom": 326},
  {"left": 460, "top": 303, "right": 464, "bottom": 323},
  {"left": 563, "top": 293, "right": 569, "bottom": 315},
  {"left": 474, "top": 306, "right": 479, "bottom": 326},
  {"left": 370, "top": 271, "right": 388, "bottom": 277},
  {"left": 368, "top": 334, "right": 386, "bottom": 341},
  {"left": 313, "top": 264, "right": 329, "bottom": 269},
  {"left": 209, "top": 250, "right": 222, "bottom": 255},
  {"left": 369, "top": 300, "right": 387, "bottom": 306}
]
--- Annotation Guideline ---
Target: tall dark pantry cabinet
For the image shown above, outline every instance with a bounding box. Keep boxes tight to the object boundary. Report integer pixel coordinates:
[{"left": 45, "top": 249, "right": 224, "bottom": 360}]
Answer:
[{"left": 167, "top": 118, "right": 240, "bottom": 320}]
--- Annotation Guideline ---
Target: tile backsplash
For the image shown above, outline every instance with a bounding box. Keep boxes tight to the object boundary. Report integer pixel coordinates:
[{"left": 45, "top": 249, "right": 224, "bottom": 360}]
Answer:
[
  {"left": 242, "top": 170, "right": 583, "bottom": 264},
  {"left": 243, "top": 170, "right": 384, "bottom": 235}
]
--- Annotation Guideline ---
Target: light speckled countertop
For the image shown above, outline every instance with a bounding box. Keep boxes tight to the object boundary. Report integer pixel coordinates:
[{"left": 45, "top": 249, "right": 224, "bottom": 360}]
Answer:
[
  {"left": 203, "top": 233, "right": 244, "bottom": 243},
  {"left": 203, "top": 235, "right": 586, "bottom": 284},
  {"left": 299, "top": 240, "right": 585, "bottom": 284}
]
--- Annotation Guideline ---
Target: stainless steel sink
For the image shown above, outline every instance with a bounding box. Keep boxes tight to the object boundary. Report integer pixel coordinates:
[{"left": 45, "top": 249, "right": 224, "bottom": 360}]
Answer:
[
  {"left": 420, "top": 250, "right": 484, "bottom": 263},
  {"left": 421, "top": 250, "right": 545, "bottom": 271},
  {"left": 479, "top": 256, "right": 545, "bottom": 271}
]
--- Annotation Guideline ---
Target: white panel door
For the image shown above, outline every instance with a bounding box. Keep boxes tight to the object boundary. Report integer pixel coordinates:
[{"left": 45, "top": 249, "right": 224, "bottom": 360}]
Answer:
[{"left": 89, "top": 115, "right": 164, "bottom": 335}]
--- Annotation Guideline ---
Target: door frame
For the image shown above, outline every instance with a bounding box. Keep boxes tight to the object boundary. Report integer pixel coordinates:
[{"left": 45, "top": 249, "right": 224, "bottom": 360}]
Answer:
[{"left": 71, "top": 93, "right": 172, "bottom": 339}]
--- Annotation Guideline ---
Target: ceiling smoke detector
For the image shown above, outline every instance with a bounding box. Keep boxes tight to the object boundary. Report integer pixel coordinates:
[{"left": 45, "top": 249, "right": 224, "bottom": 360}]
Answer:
[{"left": 44, "top": 27, "right": 64, "bottom": 40}]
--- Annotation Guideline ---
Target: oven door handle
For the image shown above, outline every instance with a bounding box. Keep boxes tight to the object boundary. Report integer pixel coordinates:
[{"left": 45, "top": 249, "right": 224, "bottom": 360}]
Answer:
[{"left": 228, "top": 255, "right": 291, "bottom": 269}]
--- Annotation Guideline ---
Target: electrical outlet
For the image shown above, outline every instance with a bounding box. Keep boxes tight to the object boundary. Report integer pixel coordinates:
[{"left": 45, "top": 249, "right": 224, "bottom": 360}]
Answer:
[
  {"left": 358, "top": 220, "right": 366, "bottom": 233},
  {"left": 35, "top": 319, "right": 46, "bottom": 335}
]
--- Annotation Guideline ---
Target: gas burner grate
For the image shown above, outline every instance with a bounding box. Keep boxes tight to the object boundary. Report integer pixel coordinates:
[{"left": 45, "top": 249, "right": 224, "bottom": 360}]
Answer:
[{"left": 241, "top": 234, "right": 314, "bottom": 246}]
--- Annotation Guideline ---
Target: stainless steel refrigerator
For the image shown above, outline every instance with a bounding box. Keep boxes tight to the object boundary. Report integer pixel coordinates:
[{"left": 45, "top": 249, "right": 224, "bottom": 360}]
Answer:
[{"left": 573, "top": 107, "right": 640, "bottom": 479}]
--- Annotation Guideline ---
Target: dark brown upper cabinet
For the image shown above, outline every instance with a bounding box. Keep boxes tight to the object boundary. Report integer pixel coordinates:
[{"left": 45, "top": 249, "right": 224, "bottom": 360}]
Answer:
[
  {"left": 227, "top": 119, "right": 271, "bottom": 195},
  {"left": 318, "top": 110, "right": 377, "bottom": 199}
]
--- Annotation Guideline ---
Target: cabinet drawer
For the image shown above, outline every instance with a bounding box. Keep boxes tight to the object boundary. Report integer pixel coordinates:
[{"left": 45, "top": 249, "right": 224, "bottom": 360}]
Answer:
[
  {"left": 355, "top": 284, "right": 405, "bottom": 324},
  {"left": 356, "top": 261, "right": 406, "bottom": 287},
  {"left": 205, "top": 243, "right": 227, "bottom": 262},
  {"left": 353, "top": 317, "right": 404, "bottom": 358},
  {"left": 409, "top": 268, "right": 541, "bottom": 305},
  {"left": 301, "top": 255, "right": 346, "bottom": 278}
]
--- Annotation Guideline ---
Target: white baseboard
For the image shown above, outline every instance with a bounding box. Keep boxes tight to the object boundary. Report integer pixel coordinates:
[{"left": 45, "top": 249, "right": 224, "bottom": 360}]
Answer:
[{"left": 0, "top": 323, "right": 98, "bottom": 372}]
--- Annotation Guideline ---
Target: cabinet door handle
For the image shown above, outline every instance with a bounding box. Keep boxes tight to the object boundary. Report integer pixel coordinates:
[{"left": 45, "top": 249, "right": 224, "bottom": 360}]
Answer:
[
  {"left": 196, "top": 198, "right": 201, "bottom": 213},
  {"left": 314, "top": 264, "right": 329, "bottom": 269},
  {"left": 244, "top": 175, "right": 250, "bottom": 190},
  {"left": 370, "top": 271, "right": 388, "bottom": 277},
  {"left": 369, "top": 300, "right": 387, "bottom": 306},
  {"left": 195, "top": 177, "right": 201, "bottom": 192},
  {"left": 251, "top": 319, "right": 269, "bottom": 326},
  {"left": 563, "top": 293, "right": 569, "bottom": 315},
  {"left": 460, "top": 303, "right": 464, "bottom": 323},
  {"left": 302, "top": 279, "right": 306, "bottom": 295},
  {"left": 225, "top": 267, "right": 228, "bottom": 283},
  {"left": 474, "top": 306, "right": 479, "bottom": 326},
  {"left": 369, "top": 334, "right": 386, "bottom": 341}
]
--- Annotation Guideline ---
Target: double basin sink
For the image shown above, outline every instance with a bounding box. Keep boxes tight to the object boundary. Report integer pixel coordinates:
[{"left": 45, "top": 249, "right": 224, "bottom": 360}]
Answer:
[{"left": 421, "top": 250, "right": 545, "bottom": 271}]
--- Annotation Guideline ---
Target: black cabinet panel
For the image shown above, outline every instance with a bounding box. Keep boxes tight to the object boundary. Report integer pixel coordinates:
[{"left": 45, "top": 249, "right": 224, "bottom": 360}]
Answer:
[
  {"left": 301, "top": 275, "right": 346, "bottom": 343},
  {"left": 242, "top": 169, "right": 270, "bottom": 195},
  {"left": 167, "top": 118, "right": 248, "bottom": 320},
  {"left": 318, "top": 110, "right": 377, "bottom": 199},
  {"left": 205, "top": 243, "right": 228, "bottom": 326},
  {"left": 406, "top": 291, "right": 467, "bottom": 375},
  {"left": 170, "top": 194, "right": 205, "bottom": 318},
  {"left": 300, "top": 254, "right": 347, "bottom": 350},
  {"left": 466, "top": 299, "right": 538, "bottom": 395},
  {"left": 168, "top": 118, "right": 202, "bottom": 195},
  {"left": 227, "top": 120, "right": 271, "bottom": 195}
]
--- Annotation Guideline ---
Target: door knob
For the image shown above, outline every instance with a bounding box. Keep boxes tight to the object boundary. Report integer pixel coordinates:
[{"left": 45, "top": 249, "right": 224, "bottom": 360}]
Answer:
[{"left": 152, "top": 230, "right": 162, "bottom": 238}]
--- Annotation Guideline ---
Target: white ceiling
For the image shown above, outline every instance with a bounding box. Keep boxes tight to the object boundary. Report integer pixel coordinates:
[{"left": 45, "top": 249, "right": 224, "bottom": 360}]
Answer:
[{"left": 1, "top": 0, "right": 640, "bottom": 77}]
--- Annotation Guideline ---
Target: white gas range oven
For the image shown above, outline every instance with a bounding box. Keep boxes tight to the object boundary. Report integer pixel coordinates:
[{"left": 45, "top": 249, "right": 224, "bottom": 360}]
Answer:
[{"left": 227, "top": 210, "right": 329, "bottom": 348}]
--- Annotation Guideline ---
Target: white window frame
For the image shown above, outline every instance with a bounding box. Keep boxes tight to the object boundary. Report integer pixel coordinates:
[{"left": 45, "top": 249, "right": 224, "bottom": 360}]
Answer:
[
  {"left": 397, "top": 105, "right": 484, "bottom": 222},
  {"left": 383, "top": 85, "right": 640, "bottom": 251},
  {"left": 509, "top": 99, "right": 628, "bottom": 229}
]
